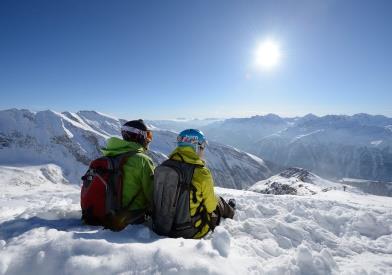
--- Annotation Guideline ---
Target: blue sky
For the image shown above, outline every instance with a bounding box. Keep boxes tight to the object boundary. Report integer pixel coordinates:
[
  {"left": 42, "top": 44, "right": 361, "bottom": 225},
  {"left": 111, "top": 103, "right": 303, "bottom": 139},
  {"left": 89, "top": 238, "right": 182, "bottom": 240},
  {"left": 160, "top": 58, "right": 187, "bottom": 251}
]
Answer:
[{"left": 1, "top": 0, "right": 391, "bottom": 119}]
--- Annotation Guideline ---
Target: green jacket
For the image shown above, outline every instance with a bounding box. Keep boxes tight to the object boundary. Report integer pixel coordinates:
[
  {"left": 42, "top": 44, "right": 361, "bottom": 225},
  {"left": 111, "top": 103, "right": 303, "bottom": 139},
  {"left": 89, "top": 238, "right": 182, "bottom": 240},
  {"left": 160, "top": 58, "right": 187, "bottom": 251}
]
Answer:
[
  {"left": 169, "top": 146, "right": 218, "bottom": 238},
  {"left": 101, "top": 137, "right": 155, "bottom": 211}
]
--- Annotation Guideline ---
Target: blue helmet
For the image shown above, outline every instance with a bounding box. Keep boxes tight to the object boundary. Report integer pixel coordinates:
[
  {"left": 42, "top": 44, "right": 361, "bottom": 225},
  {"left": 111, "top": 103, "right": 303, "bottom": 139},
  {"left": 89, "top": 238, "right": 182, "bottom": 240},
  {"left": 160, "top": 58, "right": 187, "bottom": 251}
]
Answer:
[{"left": 177, "top": 129, "right": 207, "bottom": 150}]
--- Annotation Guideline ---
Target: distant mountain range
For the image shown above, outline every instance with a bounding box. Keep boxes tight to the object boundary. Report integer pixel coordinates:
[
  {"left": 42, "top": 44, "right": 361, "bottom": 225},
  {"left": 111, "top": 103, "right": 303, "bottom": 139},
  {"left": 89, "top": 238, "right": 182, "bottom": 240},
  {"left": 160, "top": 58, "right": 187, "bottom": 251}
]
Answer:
[
  {"left": 190, "top": 113, "right": 392, "bottom": 182},
  {"left": 2, "top": 109, "right": 391, "bottom": 187},
  {"left": 0, "top": 109, "right": 272, "bottom": 189}
]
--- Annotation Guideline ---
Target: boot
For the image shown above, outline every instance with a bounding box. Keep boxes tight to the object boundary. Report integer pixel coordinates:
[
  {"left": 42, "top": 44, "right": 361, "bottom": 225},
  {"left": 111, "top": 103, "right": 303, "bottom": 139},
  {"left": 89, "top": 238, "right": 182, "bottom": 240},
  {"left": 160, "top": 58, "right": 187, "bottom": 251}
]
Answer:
[{"left": 228, "top": 199, "right": 236, "bottom": 209}]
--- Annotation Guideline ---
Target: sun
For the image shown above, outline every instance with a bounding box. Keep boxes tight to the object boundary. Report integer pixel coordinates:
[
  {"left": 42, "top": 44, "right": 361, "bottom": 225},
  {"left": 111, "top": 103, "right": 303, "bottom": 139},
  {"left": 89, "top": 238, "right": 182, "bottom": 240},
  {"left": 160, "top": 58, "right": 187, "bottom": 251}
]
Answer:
[{"left": 255, "top": 40, "right": 281, "bottom": 69}]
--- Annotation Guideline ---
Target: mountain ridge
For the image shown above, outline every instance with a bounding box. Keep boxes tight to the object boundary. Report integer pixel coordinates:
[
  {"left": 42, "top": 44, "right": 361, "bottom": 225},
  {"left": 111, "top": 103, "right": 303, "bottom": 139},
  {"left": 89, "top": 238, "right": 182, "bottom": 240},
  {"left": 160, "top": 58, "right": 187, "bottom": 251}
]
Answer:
[{"left": 0, "top": 108, "right": 273, "bottom": 189}]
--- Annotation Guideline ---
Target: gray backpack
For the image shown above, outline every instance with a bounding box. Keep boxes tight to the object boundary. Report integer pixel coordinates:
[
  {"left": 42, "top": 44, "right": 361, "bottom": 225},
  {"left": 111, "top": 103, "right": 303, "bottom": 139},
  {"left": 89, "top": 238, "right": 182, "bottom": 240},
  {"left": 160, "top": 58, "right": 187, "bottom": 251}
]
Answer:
[{"left": 152, "top": 156, "right": 211, "bottom": 238}]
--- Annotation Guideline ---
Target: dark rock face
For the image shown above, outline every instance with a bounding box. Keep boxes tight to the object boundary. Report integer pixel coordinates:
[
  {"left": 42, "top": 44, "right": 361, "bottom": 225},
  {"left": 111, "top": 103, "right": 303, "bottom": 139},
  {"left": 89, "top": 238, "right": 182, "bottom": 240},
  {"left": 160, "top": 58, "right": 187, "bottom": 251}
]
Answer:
[
  {"left": 250, "top": 167, "right": 325, "bottom": 196},
  {"left": 279, "top": 167, "right": 314, "bottom": 183},
  {"left": 0, "top": 134, "right": 11, "bottom": 148},
  {"left": 259, "top": 181, "right": 297, "bottom": 195}
]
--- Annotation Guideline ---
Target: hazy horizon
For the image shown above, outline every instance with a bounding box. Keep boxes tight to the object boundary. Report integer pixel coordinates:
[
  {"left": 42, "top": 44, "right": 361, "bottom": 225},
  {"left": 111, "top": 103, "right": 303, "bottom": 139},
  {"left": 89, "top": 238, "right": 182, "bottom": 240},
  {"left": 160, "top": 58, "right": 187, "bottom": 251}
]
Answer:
[{"left": 2, "top": 107, "right": 392, "bottom": 121}]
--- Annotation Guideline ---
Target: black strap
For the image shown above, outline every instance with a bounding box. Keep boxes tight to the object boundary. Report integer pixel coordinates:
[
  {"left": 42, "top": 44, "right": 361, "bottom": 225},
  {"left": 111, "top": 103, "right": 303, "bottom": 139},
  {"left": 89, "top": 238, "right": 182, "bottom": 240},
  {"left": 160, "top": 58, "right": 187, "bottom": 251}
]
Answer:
[
  {"left": 113, "top": 150, "right": 139, "bottom": 210},
  {"left": 113, "top": 151, "right": 138, "bottom": 170},
  {"left": 191, "top": 185, "right": 198, "bottom": 203},
  {"left": 190, "top": 198, "right": 216, "bottom": 238}
]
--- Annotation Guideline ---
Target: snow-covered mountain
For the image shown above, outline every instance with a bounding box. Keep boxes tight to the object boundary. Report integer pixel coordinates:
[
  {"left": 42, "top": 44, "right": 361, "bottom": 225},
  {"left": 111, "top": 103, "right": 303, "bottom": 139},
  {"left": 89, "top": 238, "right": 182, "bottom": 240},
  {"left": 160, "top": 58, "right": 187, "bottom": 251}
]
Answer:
[
  {"left": 0, "top": 109, "right": 105, "bottom": 184},
  {"left": 182, "top": 113, "right": 392, "bottom": 182},
  {"left": 250, "top": 167, "right": 345, "bottom": 196},
  {"left": 254, "top": 114, "right": 392, "bottom": 182},
  {"left": 0, "top": 109, "right": 272, "bottom": 189},
  {"left": 200, "top": 114, "right": 290, "bottom": 152},
  {"left": 1, "top": 164, "right": 391, "bottom": 274},
  {"left": 145, "top": 118, "right": 222, "bottom": 132}
]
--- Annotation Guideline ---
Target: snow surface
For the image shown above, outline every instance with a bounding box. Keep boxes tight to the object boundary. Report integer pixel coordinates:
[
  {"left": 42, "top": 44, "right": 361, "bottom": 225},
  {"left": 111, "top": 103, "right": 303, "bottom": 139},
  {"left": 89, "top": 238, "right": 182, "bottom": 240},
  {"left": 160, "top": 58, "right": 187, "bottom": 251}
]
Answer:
[
  {"left": 1, "top": 166, "right": 391, "bottom": 274},
  {"left": 246, "top": 153, "right": 266, "bottom": 166}
]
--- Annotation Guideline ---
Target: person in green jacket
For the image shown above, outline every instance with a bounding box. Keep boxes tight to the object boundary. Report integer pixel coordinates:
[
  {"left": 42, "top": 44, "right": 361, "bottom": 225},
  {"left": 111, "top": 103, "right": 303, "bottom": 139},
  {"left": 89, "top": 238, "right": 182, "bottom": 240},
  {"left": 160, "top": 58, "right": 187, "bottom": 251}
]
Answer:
[
  {"left": 169, "top": 129, "right": 235, "bottom": 238},
  {"left": 101, "top": 119, "right": 155, "bottom": 227}
]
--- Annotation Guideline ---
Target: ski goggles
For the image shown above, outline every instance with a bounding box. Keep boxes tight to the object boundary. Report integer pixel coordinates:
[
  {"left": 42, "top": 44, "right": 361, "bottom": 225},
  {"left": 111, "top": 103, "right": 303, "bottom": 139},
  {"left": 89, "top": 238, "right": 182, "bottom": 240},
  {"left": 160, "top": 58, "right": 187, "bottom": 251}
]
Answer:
[
  {"left": 121, "top": 126, "right": 153, "bottom": 142},
  {"left": 146, "top": 130, "right": 153, "bottom": 142}
]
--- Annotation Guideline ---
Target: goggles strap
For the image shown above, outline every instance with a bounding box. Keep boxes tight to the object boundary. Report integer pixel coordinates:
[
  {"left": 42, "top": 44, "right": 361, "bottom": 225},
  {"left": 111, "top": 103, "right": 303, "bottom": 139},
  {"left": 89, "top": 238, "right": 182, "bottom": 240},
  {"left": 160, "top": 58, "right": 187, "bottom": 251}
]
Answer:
[{"left": 121, "top": 126, "right": 148, "bottom": 138}]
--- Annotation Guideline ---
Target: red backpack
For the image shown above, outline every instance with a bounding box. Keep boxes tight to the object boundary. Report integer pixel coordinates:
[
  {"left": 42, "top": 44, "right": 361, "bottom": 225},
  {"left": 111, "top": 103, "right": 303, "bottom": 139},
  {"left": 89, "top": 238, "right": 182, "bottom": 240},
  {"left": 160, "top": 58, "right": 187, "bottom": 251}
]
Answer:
[{"left": 80, "top": 151, "right": 141, "bottom": 229}]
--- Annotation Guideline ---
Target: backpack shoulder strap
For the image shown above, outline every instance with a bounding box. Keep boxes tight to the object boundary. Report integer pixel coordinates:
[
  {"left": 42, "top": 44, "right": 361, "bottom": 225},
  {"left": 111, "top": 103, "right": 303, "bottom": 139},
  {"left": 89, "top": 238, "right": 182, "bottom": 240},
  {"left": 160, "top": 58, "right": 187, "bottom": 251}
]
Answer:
[
  {"left": 122, "top": 186, "right": 143, "bottom": 210},
  {"left": 112, "top": 151, "right": 138, "bottom": 170},
  {"left": 110, "top": 151, "right": 140, "bottom": 211}
]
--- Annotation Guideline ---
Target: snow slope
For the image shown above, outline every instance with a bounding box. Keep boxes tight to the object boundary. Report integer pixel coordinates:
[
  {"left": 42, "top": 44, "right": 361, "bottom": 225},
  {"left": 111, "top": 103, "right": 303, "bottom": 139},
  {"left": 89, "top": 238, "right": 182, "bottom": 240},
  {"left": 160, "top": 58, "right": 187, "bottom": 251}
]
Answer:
[
  {"left": 1, "top": 166, "right": 391, "bottom": 274},
  {"left": 340, "top": 178, "right": 392, "bottom": 197}
]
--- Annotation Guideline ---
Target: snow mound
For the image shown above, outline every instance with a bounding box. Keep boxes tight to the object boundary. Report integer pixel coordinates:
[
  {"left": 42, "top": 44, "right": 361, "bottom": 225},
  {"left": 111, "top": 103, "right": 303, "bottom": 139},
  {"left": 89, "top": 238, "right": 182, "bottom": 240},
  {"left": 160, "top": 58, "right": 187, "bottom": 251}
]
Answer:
[
  {"left": 250, "top": 168, "right": 343, "bottom": 195},
  {"left": 211, "top": 227, "right": 231, "bottom": 257}
]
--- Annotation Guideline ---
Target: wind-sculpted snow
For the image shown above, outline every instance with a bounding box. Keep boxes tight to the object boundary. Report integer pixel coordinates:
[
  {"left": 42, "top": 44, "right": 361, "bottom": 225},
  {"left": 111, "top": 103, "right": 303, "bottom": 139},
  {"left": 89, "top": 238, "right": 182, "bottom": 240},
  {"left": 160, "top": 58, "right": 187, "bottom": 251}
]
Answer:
[
  {"left": 0, "top": 109, "right": 272, "bottom": 189},
  {"left": 1, "top": 166, "right": 391, "bottom": 274}
]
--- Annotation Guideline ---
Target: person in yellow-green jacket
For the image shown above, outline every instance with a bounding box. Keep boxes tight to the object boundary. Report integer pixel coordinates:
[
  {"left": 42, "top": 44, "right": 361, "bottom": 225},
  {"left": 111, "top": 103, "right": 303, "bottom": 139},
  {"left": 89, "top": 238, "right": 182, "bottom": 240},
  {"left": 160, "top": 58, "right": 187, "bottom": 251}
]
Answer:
[
  {"left": 162, "top": 129, "right": 235, "bottom": 238},
  {"left": 100, "top": 119, "right": 155, "bottom": 228}
]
